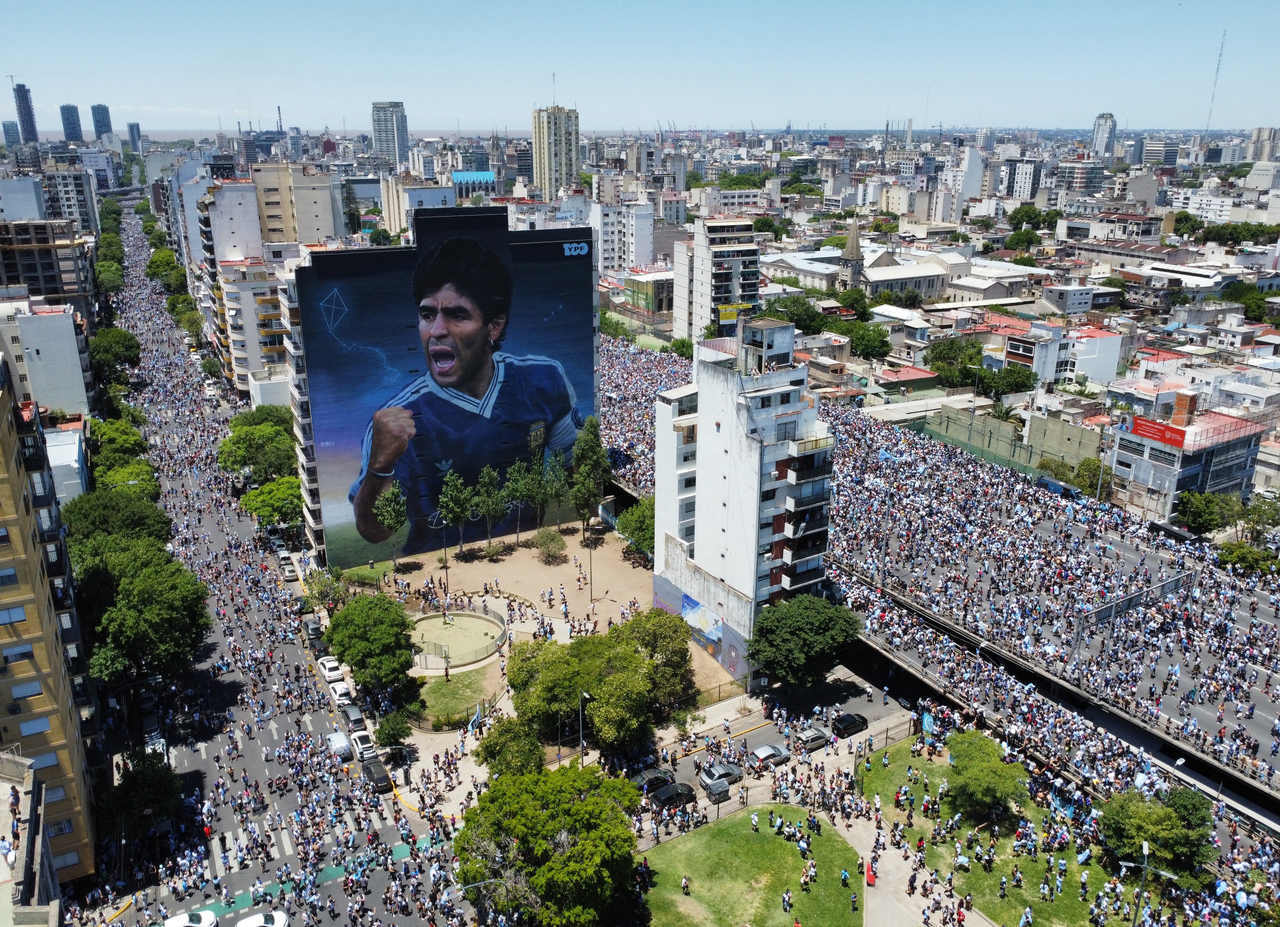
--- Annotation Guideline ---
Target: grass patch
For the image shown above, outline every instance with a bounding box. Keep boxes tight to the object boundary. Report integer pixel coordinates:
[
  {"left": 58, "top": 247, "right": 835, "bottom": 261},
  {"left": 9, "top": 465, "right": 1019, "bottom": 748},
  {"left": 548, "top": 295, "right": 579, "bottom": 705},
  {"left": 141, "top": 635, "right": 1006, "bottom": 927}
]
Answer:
[
  {"left": 420, "top": 668, "right": 494, "bottom": 721},
  {"left": 862, "top": 738, "right": 1134, "bottom": 927},
  {"left": 642, "top": 803, "right": 862, "bottom": 927}
]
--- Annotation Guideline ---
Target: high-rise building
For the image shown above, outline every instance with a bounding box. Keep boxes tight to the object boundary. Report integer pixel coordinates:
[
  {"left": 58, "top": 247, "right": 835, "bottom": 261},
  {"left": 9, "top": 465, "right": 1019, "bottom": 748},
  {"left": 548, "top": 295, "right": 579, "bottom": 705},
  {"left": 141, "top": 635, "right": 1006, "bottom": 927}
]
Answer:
[
  {"left": 1091, "top": 112, "right": 1116, "bottom": 159},
  {"left": 41, "top": 171, "right": 100, "bottom": 236},
  {"left": 1058, "top": 160, "right": 1105, "bottom": 195},
  {"left": 999, "top": 158, "right": 1043, "bottom": 200},
  {"left": 3, "top": 121, "right": 20, "bottom": 148},
  {"left": 59, "top": 105, "right": 83, "bottom": 143},
  {"left": 90, "top": 104, "right": 112, "bottom": 140},
  {"left": 248, "top": 163, "right": 341, "bottom": 244},
  {"left": 653, "top": 320, "right": 833, "bottom": 676},
  {"left": 672, "top": 216, "right": 760, "bottom": 341},
  {"left": 127, "top": 122, "right": 142, "bottom": 153},
  {"left": 0, "top": 357, "right": 95, "bottom": 882},
  {"left": 1142, "top": 137, "right": 1177, "bottom": 168},
  {"left": 0, "top": 287, "right": 92, "bottom": 415},
  {"left": 370, "top": 102, "right": 409, "bottom": 166},
  {"left": 0, "top": 219, "right": 95, "bottom": 315},
  {"left": 1246, "top": 127, "right": 1280, "bottom": 163},
  {"left": 531, "top": 105, "right": 580, "bottom": 197},
  {"left": 13, "top": 83, "right": 38, "bottom": 144},
  {"left": 588, "top": 201, "right": 654, "bottom": 278}
]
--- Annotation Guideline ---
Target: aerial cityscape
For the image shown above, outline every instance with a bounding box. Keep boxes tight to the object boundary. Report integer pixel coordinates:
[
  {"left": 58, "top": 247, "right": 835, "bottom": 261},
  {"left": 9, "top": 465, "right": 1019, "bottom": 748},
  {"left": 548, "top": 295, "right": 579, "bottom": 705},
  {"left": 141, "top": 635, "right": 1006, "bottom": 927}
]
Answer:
[{"left": 2, "top": 11, "right": 1280, "bottom": 927}]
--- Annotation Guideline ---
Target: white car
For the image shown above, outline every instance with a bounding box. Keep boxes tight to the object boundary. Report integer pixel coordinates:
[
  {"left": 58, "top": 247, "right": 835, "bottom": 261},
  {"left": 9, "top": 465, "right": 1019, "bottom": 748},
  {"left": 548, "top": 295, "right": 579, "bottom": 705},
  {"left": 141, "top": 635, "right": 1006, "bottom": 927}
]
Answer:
[
  {"left": 329, "top": 681, "right": 352, "bottom": 706},
  {"left": 165, "top": 913, "right": 218, "bottom": 927},
  {"left": 235, "top": 914, "right": 288, "bottom": 927},
  {"left": 351, "top": 730, "right": 377, "bottom": 762},
  {"left": 317, "top": 656, "right": 343, "bottom": 682}
]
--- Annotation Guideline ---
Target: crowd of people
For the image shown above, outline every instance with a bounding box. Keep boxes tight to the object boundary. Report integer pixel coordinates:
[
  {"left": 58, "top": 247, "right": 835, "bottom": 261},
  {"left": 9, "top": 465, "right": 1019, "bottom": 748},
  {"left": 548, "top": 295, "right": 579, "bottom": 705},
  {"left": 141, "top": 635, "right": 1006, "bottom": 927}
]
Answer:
[
  {"left": 65, "top": 207, "right": 475, "bottom": 927},
  {"left": 598, "top": 337, "right": 693, "bottom": 493}
]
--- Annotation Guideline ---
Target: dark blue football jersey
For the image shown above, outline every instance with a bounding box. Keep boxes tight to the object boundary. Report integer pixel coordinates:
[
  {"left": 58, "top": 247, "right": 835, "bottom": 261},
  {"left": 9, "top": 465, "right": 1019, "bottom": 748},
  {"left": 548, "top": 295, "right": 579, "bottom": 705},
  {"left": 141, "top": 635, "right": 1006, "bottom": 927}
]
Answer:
[{"left": 350, "top": 353, "right": 582, "bottom": 553}]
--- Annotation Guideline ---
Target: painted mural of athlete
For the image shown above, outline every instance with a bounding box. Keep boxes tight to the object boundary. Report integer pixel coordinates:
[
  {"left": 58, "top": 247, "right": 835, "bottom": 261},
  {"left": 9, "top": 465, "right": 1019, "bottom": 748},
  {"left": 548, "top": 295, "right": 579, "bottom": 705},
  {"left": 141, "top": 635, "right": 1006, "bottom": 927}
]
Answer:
[{"left": 351, "top": 237, "right": 581, "bottom": 550}]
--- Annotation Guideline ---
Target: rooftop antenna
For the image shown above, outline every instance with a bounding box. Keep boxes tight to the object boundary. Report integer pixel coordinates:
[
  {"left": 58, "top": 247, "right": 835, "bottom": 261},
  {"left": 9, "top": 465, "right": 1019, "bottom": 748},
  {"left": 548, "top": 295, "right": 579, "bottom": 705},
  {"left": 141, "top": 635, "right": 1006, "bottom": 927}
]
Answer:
[
  {"left": 1205, "top": 29, "right": 1226, "bottom": 134},
  {"left": 276, "top": 105, "right": 283, "bottom": 134},
  {"left": 552, "top": 71, "right": 557, "bottom": 106}
]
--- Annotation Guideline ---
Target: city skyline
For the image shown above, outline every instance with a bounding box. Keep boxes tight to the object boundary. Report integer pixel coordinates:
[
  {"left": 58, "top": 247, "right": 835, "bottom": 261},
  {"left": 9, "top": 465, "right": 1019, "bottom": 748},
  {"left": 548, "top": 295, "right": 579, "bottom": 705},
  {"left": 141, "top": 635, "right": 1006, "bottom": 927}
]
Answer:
[{"left": 3, "top": 0, "right": 1279, "bottom": 133}]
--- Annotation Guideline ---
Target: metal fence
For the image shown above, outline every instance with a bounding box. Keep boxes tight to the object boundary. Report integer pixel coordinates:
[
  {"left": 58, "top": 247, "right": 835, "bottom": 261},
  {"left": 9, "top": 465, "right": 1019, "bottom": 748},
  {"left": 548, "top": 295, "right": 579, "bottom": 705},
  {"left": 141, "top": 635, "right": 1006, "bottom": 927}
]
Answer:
[
  {"left": 1070, "top": 569, "right": 1195, "bottom": 661},
  {"left": 411, "top": 603, "right": 509, "bottom": 669}
]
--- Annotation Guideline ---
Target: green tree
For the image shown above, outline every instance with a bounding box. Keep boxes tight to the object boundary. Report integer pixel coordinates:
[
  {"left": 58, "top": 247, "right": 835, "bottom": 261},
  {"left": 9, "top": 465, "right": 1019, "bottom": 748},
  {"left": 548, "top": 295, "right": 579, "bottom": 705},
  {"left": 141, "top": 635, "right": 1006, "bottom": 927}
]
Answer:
[
  {"left": 569, "top": 417, "right": 611, "bottom": 537},
  {"left": 1175, "top": 490, "right": 1241, "bottom": 535},
  {"left": 165, "top": 293, "right": 196, "bottom": 317},
  {"left": 987, "top": 364, "right": 1037, "bottom": 399},
  {"left": 820, "top": 234, "right": 848, "bottom": 250},
  {"left": 95, "top": 260, "right": 124, "bottom": 295},
  {"left": 1011, "top": 254, "right": 1038, "bottom": 267},
  {"left": 534, "top": 526, "right": 566, "bottom": 564},
  {"left": 89, "top": 328, "right": 142, "bottom": 385},
  {"left": 1099, "top": 788, "right": 1214, "bottom": 890},
  {"left": 763, "top": 293, "right": 825, "bottom": 335},
  {"left": 1005, "top": 228, "right": 1040, "bottom": 251},
  {"left": 470, "top": 465, "right": 507, "bottom": 547},
  {"left": 576, "top": 171, "right": 594, "bottom": 191},
  {"left": 68, "top": 534, "right": 172, "bottom": 638},
  {"left": 90, "top": 417, "right": 147, "bottom": 474},
  {"left": 925, "top": 338, "right": 984, "bottom": 369},
  {"left": 686, "top": 169, "right": 705, "bottom": 187},
  {"left": 836, "top": 287, "right": 870, "bottom": 320},
  {"left": 845, "top": 321, "right": 892, "bottom": 360},
  {"left": 201, "top": 357, "right": 221, "bottom": 379},
  {"left": 436, "top": 469, "right": 475, "bottom": 553},
  {"left": 597, "top": 310, "right": 632, "bottom": 341},
  {"left": 99, "top": 459, "right": 160, "bottom": 501},
  {"left": 1072, "top": 457, "right": 1114, "bottom": 500},
  {"left": 97, "top": 232, "right": 124, "bottom": 265},
  {"left": 371, "top": 479, "right": 408, "bottom": 539},
  {"left": 1006, "top": 204, "right": 1042, "bottom": 230},
  {"left": 1172, "top": 210, "right": 1205, "bottom": 238},
  {"left": 217, "top": 423, "right": 295, "bottom": 483},
  {"left": 476, "top": 718, "right": 544, "bottom": 778},
  {"left": 110, "top": 750, "right": 184, "bottom": 843},
  {"left": 1214, "top": 541, "right": 1277, "bottom": 573},
  {"left": 303, "top": 566, "right": 350, "bottom": 613},
  {"left": 1242, "top": 496, "right": 1280, "bottom": 544},
  {"left": 946, "top": 730, "right": 1029, "bottom": 822},
  {"left": 669, "top": 337, "right": 694, "bottom": 359},
  {"left": 455, "top": 765, "right": 639, "bottom": 925},
  {"left": 369, "top": 228, "right": 393, "bottom": 246},
  {"left": 1221, "top": 281, "right": 1268, "bottom": 322},
  {"left": 537, "top": 454, "right": 569, "bottom": 527},
  {"left": 229, "top": 405, "right": 292, "bottom": 433},
  {"left": 90, "top": 559, "right": 210, "bottom": 683},
  {"left": 241, "top": 475, "right": 303, "bottom": 526},
  {"left": 325, "top": 594, "right": 415, "bottom": 705},
  {"left": 374, "top": 711, "right": 410, "bottom": 748},
  {"left": 616, "top": 496, "right": 654, "bottom": 556},
  {"left": 133, "top": 200, "right": 152, "bottom": 216},
  {"left": 64, "top": 487, "right": 171, "bottom": 547},
  {"left": 613, "top": 608, "right": 694, "bottom": 716},
  {"left": 148, "top": 227, "right": 168, "bottom": 249},
  {"left": 970, "top": 216, "right": 995, "bottom": 231},
  {"left": 145, "top": 248, "right": 179, "bottom": 281},
  {"left": 501, "top": 459, "right": 535, "bottom": 544},
  {"left": 746, "top": 595, "right": 861, "bottom": 687}
]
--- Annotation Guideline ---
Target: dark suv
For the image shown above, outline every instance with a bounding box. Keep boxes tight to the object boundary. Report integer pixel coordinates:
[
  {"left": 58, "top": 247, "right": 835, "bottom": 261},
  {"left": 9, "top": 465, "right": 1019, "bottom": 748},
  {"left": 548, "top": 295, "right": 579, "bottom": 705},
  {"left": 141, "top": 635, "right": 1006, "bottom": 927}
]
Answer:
[{"left": 831, "top": 712, "right": 869, "bottom": 738}]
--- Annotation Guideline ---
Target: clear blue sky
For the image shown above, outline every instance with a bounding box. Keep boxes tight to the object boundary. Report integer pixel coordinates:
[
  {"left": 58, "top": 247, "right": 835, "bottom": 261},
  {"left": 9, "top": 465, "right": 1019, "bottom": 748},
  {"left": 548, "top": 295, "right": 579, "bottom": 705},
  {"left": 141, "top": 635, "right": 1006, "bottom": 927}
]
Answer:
[{"left": 6, "top": 0, "right": 1278, "bottom": 134}]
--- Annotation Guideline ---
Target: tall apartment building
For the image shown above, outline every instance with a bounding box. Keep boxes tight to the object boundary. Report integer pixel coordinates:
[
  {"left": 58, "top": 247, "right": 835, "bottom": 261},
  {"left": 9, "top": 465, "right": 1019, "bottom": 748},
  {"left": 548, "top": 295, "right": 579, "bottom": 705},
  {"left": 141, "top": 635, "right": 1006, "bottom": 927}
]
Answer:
[
  {"left": 653, "top": 320, "right": 833, "bottom": 675},
  {"left": 0, "top": 177, "right": 46, "bottom": 222},
  {"left": 1057, "top": 160, "right": 1105, "bottom": 194},
  {"left": 249, "top": 163, "right": 342, "bottom": 244},
  {"left": 3, "top": 121, "right": 20, "bottom": 148},
  {"left": 0, "top": 358, "right": 94, "bottom": 881},
  {"left": 588, "top": 200, "right": 654, "bottom": 278},
  {"left": 1091, "top": 113, "right": 1117, "bottom": 159},
  {"left": 78, "top": 149, "right": 116, "bottom": 192},
  {"left": 999, "top": 158, "right": 1042, "bottom": 200},
  {"left": 370, "top": 102, "right": 409, "bottom": 166},
  {"left": 127, "top": 122, "right": 142, "bottom": 154},
  {"left": 1246, "top": 127, "right": 1279, "bottom": 163},
  {"left": 41, "top": 171, "right": 100, "bottom": 236},
  {"left": 216, "top": 258, "right": 290, "bottom": 398},
  {"left": 0, "top": 219, "right": 94, "bottom": 316},
  {"left": 90, "top": 104, "right": 112, "bottom": 140},
  {"left": 672, "top": 217, "right": 760, "bottom": 340},
  {"left": 1142, "top": 137, "right": 1177, "bottom": 168},
  {"left": 59, "top": 105, "right": 83, "bottom": 144},
  {"left": 531, "top": 105, "right": 580, "bottom": 197},
  {"left": 0, "top": 286, "right": 92, "bottom": 413},
  {"left": 13, "top": 83, "right": 38, "bottom": 144}
]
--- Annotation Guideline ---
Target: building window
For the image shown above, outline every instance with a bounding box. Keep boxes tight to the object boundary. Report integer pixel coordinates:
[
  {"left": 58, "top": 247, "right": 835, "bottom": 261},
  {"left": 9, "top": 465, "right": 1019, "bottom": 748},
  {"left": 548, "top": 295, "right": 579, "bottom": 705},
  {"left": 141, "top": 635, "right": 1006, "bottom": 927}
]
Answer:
[
  {"left": 0, "top": 568, "right": 17, "bottom": 586},
  {"left": 51, "top": 850, "right": 80, "bottom": 870},
  {"left": 29, "top": 751, "right": 57, "bottom": 770},
  {"left": 3, "top": 644, "right": 34, "bottom": 662},
  {"left": 44, "top": 785, "right": 66, "bottom": 803},
  {"left": 0, "top": 605, "right": 25, "bottom": 625},
  {"left": 46, "top": 818, "right": 73, "bottom": 838},
  {"left": 20, "top": 716, "right": 51, "bottom": 736},
  {"left": 761, "top": 489, "right": 777, "bottom": 501},
  {"left": 759, "top": 395, "right": 772, "bottom": 408},
  {"left": 13, "top": 680, "right": 42, "bottom": 699}
]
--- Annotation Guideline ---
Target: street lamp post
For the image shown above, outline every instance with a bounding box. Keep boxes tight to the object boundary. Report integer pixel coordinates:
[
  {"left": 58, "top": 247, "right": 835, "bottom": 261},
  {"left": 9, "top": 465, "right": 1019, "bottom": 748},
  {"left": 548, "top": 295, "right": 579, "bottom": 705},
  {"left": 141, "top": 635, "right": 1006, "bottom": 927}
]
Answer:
[
  {"left": 1120, "top": 840, "right": 1177, "bottom": 927},
  {"left": 579, "top": 691, "right": 592, "bottom": 758}
]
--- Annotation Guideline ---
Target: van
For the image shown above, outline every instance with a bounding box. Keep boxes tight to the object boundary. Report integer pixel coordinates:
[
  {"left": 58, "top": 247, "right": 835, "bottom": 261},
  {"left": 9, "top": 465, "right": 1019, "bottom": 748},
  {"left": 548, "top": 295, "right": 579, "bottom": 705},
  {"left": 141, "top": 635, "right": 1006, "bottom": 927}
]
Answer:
[
  {"left": 326, "top": 731, "right": 353, "bottom": 761},
  {"left": 1035, "top": 475, "right": 1085, "bottom": 503}
]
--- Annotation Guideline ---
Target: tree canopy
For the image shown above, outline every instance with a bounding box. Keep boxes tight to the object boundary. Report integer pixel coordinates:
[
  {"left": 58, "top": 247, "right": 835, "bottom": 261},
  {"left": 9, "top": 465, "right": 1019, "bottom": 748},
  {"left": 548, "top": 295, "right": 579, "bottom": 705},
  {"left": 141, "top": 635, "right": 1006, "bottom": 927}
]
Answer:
[
  {"left": 455, "top": 764, "right": 639, "bottom": 926},
  {"left": 241, "top": 475, "right": 303, "bottom": 526},
  {"left": 89, "top": 328, "right": 142, "bottom": 385},
  {"left": 1005, "top": 228, "right": 1040, "bottom": 251},
  {"left": 1174, "top": 490, "right": 1243, "bottom": 536},
  {"left": 64, "top": 487, "right": 171, "bottom": 548},
  {"left": 746, "top": 594, "right": 861, "bottom": 687},
  {"left": 945, "top": 730, "right": 1029, "bottom": 822},
  {"left": 325, "top": 594, "right": 415, "bottom": 705},
  {"left": 569, "top": 417, "right": 612, "bottom": 536},
  {"left": 616, "top": 496, "right": 654, "bottom": 556},
  {"left": 229, "top": 404, "right": 293, "bottom": 433},
  {"left": 90, "top": 417, "right": 147, "bottom": 474},
  {"left": 98, "top": 459, "right": 160, "bottom": 501},
  {"left": 217, "top": 422, "right": 295, "bottom": 483},
  {"left": 90, "top": 558, "right": 210, "bottom": 683},
  {"left": 476, "top": 717, "right": 544, "bottom": 778},
  {"left": 1099, "top": 787, "right": 1214, "bottom": 890}
]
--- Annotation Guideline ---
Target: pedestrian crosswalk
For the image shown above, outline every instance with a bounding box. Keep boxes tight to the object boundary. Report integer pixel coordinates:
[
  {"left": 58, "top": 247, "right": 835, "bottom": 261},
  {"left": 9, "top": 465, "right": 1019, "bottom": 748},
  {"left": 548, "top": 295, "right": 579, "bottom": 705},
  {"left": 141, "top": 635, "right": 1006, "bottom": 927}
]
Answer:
[{"left": 199, "top": 807, "right": 382, "bottom": 881}]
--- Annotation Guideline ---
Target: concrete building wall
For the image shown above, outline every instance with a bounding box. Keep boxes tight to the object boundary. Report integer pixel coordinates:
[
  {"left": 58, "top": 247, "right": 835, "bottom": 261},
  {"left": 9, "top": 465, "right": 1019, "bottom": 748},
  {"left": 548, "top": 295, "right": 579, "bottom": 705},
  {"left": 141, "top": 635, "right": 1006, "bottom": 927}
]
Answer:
[{"left": 16, "top": 312, "right": 90, "bottom": 414}]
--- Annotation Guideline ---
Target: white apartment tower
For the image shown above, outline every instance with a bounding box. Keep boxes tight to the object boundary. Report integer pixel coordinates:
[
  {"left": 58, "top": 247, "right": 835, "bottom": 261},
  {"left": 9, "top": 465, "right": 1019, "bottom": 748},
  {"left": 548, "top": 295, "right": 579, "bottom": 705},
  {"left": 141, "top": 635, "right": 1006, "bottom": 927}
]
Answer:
[
  {"left": 672, "top": 217, "right": 760, "bottom": 340},
  {"left": 371, "top": 102, "right": 409, "bottom": 167},
  {"left": 1091, "top": 113, "right": 1117, "bottom": 159},
  {"left": 588, "top": 201, "right": 654, "bottom": 278},
  {"left": 653, "top": 319, "right": 833, "bottom": 675},
  {"left": 532, "top": 105, "right": 580, "bottom": 197}
]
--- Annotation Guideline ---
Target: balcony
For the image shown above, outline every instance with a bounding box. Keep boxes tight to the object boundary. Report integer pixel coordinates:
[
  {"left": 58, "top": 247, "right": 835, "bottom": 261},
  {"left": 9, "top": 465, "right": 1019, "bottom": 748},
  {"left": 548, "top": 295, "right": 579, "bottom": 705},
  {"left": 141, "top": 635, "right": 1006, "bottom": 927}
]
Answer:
[
  {"left": 784, "top": 511, "right": 828, "bottom": 538},
  {"left": 784, "top": 485, "right": 829, "bottom": 512},
  {"left": 782, "top": 533, "right": 827, "bottom": 564},
  {"left": 786, "top": 458, "right": 833, "bottom": 484},
  {"left": 786, "top": 432, "right": 834, "bottom": 458},
  {"left": 780, "top": 563, "right": 824, "bottom": 591}
]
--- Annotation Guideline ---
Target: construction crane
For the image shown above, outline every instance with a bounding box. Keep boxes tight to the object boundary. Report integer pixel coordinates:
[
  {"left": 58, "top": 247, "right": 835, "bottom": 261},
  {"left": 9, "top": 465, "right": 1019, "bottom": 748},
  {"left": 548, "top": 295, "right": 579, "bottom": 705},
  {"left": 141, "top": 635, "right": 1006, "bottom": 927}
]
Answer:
[{"left": 1205, "top": 29, "right": 1226, "bottom": 134}]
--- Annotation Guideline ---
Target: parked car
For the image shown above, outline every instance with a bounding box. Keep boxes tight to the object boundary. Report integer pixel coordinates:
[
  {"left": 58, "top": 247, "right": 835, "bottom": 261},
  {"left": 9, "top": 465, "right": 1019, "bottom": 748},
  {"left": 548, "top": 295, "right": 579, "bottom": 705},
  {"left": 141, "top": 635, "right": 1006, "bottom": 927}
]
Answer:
[
  {"left": 281, "top": 562, "right": 299, "bottom": 582},
  {"left": 629, "top": 767, "right": 676, "bottom": 793},
  {"left": 329, "top": 681, "right": 352, "bottom": 706},
  {"left": 235, "top": 914, "right": 288, "bottom": 927},
  {"left": 341, "top": 704, "right": 366, "bottom": 731},
  {"left": 703, "top": 777, "right": 732, "bottom": 804},
  {"left": 697, "top": 761, "right": 743, "bottom": 793},
  {"left": 303, "top": 619, "right": 323, "bottom": 643},
  {"left": 317, "top": 656, "right": 343, "bottom": 682},
  {"left": 831, "top": 712, "right": 869, "bottom": 738},
  {"left": 362, "top": 760, "right": 393, "bottom": 794},
  {"left": 749, "top": 743, "right": 790, "bottom": 770},
  {"left": 351, "top": 730, "right": 377, "bottom": 762},
  {"left": 649, "top": 781, "right": 696, "bottom": 811},
  {"left": 165, "top": 913, "right": 218, "bottom": 927},
  {"left": 326, "top": 731, "right": 352, "bottom": 761},
  {"left": 794, "top": 724, "right": 832, "bottom": 753}
]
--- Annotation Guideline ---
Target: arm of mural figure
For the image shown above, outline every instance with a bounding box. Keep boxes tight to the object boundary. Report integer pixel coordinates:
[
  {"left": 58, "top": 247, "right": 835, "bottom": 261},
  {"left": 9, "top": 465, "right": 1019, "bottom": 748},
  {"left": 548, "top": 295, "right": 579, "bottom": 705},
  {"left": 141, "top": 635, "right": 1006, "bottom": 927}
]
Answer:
[{"left": 353, "top": 406, "right": 415, "bottom": 543}]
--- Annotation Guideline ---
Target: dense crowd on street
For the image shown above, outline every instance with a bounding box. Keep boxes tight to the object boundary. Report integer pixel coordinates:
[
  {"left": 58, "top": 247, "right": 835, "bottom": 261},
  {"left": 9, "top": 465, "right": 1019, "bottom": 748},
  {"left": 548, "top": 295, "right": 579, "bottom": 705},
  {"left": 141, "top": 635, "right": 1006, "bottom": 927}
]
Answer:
[
  {"left": 65, "top": 209, "right": 474, "bottom": 927},
  {"left": 598, "top": 337, "right": 693, "bottom": 493}
]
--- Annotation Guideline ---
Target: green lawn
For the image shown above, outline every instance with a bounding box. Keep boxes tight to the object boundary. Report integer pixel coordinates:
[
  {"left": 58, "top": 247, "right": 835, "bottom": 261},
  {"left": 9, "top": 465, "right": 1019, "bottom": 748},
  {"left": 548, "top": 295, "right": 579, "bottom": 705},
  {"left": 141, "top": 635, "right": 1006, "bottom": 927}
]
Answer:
[
  {"left": 642, "top": 804, "right": 862, "bottom": 927},
  {"left": 859, "top": 738, "right": 1132, "bottom": 927},
  {"left": 420, "top": 667, "right": 494, "bottom": 721}
]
